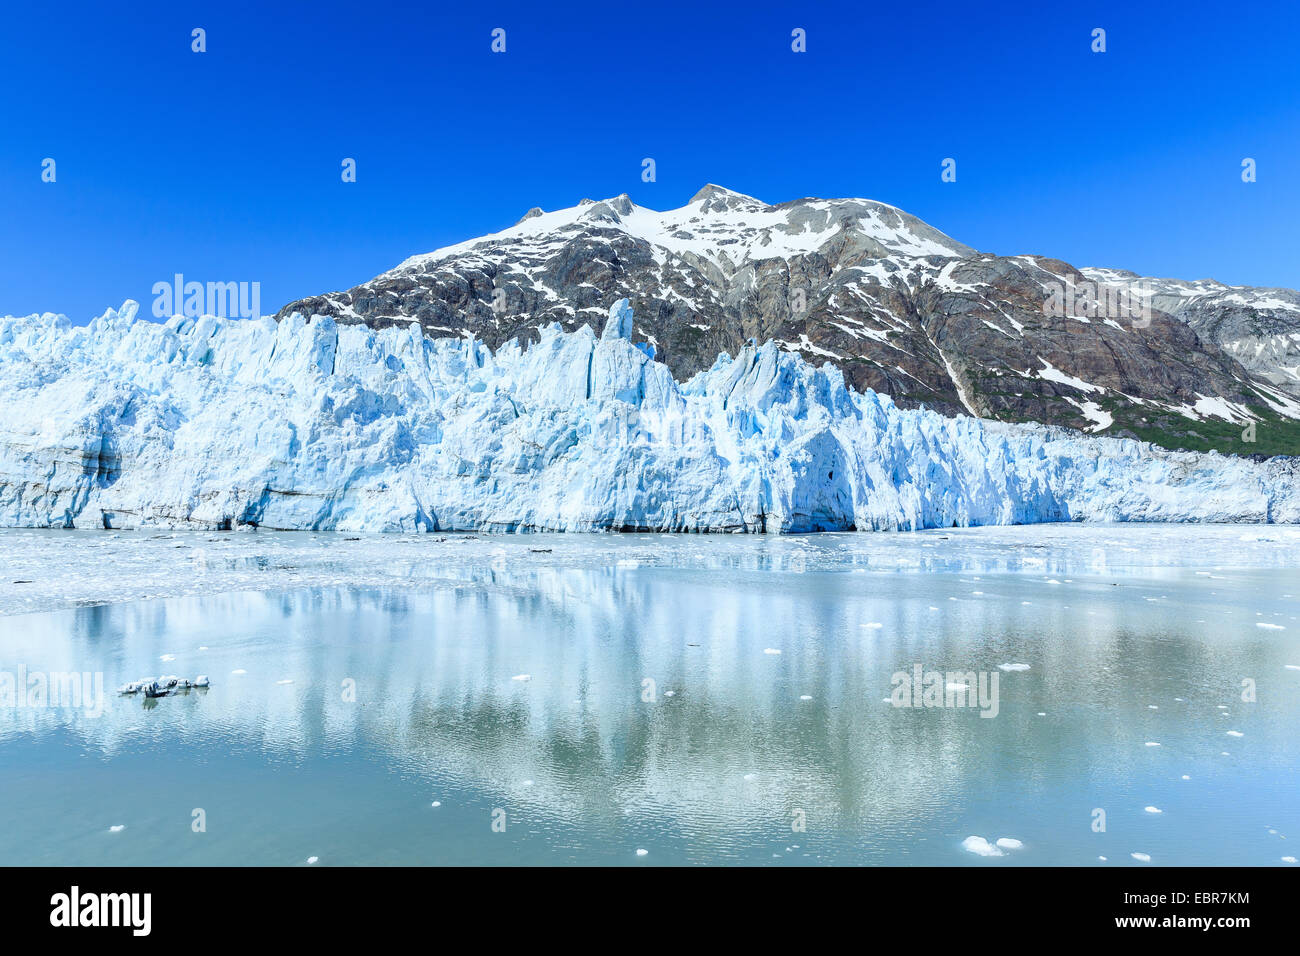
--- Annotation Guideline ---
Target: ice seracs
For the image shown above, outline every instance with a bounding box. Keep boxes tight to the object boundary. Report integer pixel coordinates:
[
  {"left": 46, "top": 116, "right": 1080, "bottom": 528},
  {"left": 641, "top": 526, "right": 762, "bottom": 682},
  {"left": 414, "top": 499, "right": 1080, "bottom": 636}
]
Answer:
[{"left": 0, "top": 298, "right": 1297, "bottom": 534}]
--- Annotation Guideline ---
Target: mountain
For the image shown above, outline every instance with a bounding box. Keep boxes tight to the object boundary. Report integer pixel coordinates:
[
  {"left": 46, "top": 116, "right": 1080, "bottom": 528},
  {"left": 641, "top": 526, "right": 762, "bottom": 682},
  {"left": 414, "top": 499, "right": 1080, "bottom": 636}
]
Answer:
[
  {"left": 1080, "top": 267, "right": 1300, "bottom": 401},
  {"left": 280, "top": 185, "right": 1300, "bottom": 456},
  {"left": 0, "top": 299, "right": 1295, "bottom": 532}
]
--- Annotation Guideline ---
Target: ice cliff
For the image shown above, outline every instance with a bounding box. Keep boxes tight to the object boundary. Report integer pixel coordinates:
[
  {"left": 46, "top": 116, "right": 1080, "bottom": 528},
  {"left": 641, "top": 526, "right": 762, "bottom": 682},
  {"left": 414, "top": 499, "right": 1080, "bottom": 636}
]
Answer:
[{"left": 0, "top": 299, "right": 1296, "bottom": 533}]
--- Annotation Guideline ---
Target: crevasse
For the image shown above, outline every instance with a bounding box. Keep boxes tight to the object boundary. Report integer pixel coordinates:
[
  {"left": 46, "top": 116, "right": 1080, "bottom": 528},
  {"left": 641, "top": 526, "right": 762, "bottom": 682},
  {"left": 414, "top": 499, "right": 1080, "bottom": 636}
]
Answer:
[{"left": 0, "top": 299, "right": 1294, "bottom": 532}]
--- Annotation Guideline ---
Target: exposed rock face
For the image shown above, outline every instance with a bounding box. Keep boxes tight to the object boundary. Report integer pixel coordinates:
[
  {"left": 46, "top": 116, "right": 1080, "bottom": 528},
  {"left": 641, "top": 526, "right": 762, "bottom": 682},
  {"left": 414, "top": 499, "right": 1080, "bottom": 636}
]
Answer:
[
  {"left": 279, "top": 186, "right": 1300, "bottom": 455},
  {"left": 1082, "top": 268, "right": 1300, "bottom": 400}
]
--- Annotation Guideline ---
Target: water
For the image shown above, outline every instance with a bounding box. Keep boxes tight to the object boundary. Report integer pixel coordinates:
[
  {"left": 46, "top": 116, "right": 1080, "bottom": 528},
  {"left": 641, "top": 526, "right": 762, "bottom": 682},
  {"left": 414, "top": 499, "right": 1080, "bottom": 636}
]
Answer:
[{"left": 1, "top": 526, "right": 1298, "bottom": 866}]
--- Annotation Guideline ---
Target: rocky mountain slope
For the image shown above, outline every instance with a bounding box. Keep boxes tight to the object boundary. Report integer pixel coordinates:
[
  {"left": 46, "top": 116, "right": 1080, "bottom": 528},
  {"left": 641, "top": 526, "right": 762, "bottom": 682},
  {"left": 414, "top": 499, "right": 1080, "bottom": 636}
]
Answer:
[
  {"left": 1081, "top": 267, "right": 1300, "bottom": 401},
  {"left": 281, "top": 185, "right": 1300, "bottom": 456}
]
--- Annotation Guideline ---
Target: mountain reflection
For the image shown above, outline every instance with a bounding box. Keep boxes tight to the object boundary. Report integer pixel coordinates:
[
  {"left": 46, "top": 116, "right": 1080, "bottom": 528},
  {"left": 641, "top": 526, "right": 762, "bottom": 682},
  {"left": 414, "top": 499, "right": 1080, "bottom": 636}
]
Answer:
[{"left": 3, "top": 549, "right": 1297, "bottom": 846}]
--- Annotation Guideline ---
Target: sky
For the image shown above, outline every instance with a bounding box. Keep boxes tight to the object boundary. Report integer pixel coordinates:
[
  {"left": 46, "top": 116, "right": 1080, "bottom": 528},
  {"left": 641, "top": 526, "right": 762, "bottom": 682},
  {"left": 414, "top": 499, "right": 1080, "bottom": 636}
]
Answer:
[{"left": 2, "top": 0, "right": 1297, "bottom": 322}]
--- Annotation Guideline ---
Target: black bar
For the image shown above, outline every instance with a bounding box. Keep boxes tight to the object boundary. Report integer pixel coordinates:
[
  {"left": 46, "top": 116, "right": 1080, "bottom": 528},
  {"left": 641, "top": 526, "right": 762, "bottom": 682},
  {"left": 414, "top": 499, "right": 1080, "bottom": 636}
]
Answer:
[{"left": 5, "top": 865, "right": 1279, "bottom": 941}]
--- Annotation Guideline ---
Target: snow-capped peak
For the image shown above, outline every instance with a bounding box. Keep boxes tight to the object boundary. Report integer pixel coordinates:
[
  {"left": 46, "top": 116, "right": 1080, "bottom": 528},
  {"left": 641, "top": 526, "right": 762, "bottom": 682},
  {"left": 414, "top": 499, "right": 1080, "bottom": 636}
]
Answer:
[
  {"left": 688, "top": 183, "right": 767, "bottom": 211},
  {"left": 393, "top": 185, "right": 972, "bottom": 276}
]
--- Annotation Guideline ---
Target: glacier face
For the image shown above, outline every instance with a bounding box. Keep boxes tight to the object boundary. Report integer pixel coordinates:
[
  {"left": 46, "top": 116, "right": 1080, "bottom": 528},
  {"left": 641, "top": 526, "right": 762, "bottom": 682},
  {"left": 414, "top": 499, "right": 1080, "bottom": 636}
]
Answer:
[{"left": 0, "top": 299, "right": 1296, "bottom": 533}]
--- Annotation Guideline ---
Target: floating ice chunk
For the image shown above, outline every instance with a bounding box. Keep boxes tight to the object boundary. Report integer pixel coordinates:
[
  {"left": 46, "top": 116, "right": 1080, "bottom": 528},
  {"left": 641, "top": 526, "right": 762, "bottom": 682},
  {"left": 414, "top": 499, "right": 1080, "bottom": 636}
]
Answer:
[
  {"left": 862, "top": 622, "right": 883, "bottom": 629},
  {"left": 743, "top": 773, "right": 757, "bottom": 781},
  {"left": 1145, "top": 806, "right": 1163, "bottom": 814},
  {"left": 763, "top": 648, "right": 781, "bottom": 655},
  {"left": 998, "top": 663, "right": 1030, "bottom": 672},
  {"left": 1098, "top": 855, "right": 1108, "bottom": 861},
  {"left": 511, "top": 674, "right": 531, "bottom": 681},
  {"left": 635, "top": 848, "right": 648, "bottom": 857},
  {"left": 1181, "top": 775, "right": 1190, "bottom": 780},
  {"left": 1131, "top": 852, "right": 1151, "bottom": 862},
  {"left": 1256, "top": 622, "right": 1285, "bottom": 630},
  {"left": 522, "top": 780, "right": 533, "bottom": 787},
  {"left": 1037, "top": 712, "right": 1046, "bottom": 716},
  {"left": 1226, "top": 730, "right": 1244, "bottom": 737},
  {"left": 1283, "top": 856, "right": 1298, "bottom": 863},
  {"left": 194, "top": 675, "right": 209, "bottom": 687},
  {"left": 160, "top": 654, "right": 176, "bottom": 662},
  {"left": 108, "top": 825, "right": 125, "bottom": 833},
  {"left": 306, "top": 856, "right": 319, "bottom": 864},
  {"left": 1285, "top": 665, "right": 1300, "bottom": 671},
  {"left": 995, "top": 838, "right": 1023, "bottom": 850},
  {"left": 961, "top": 836, "right": 1005, "bottom": 857},
  {"left": 276, "top": 679, "right": 294, "bottom": 685},
  {"left": 231, "top": 668, "right": 247, "bottom": 675},
  {"left": 1148, "top": 705, "right": 1158, "bottom": 710},
  {"left": 799, "top": 695, "right": 812, "bottom": 701},
  {"left": 1145, "top": 742, "right": 1161, "bottom": 747},
  {"left": 431, "top": 801, "right": 441, "bottom": 807},
  {"left": 663, "top": 690, "right": 675, "bottom": 697}
]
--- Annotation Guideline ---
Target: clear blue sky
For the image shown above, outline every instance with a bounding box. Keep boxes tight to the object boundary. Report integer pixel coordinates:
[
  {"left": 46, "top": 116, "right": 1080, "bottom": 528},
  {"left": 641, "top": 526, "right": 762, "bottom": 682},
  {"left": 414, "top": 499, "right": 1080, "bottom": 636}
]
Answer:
[{"left": 2, "top": 0, "right": 1297, "bottom": 321}]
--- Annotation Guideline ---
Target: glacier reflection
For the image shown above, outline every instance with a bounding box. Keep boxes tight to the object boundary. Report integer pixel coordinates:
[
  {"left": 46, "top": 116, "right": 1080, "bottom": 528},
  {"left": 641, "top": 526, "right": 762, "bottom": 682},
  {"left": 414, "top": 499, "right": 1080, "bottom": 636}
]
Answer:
[{"left": 2, "top": 540, "right": 1298, "bottom": 864}]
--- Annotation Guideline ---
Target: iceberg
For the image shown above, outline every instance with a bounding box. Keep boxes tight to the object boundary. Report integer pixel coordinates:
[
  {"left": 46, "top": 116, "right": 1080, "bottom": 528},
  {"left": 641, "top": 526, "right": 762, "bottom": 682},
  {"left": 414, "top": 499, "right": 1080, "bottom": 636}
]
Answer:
[{"left": 0, "top": 298, "right": 1296, "bottom": 533}]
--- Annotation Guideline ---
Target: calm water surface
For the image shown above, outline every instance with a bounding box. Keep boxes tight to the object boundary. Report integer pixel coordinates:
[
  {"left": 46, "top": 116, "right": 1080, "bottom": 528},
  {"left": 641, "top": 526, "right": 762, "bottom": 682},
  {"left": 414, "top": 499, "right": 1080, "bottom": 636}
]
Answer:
[{"left": 1, "top": 528, "right": 1297, "bottom": 865}]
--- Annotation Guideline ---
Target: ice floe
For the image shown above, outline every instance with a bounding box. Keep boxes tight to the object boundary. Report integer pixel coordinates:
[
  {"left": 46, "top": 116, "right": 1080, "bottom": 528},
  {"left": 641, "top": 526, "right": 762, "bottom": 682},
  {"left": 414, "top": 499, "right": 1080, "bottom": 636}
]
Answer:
[{"left": 961, "top": 836, "right": 1004, "bottom": 857}]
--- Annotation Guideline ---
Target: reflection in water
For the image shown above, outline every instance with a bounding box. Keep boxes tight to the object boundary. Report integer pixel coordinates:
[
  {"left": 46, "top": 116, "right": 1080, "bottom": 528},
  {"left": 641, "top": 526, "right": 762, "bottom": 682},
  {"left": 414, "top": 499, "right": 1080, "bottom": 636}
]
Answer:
[{"left": 1, "top": 534, "right": 1299, "bottom": 865}]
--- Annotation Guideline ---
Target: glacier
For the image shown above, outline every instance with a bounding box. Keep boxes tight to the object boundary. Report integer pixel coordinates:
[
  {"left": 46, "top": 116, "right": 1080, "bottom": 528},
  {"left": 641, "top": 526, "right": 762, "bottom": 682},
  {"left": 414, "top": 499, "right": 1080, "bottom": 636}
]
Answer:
[{"left": 0, "top": 298, "right": 1296, "bottom": 533}]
